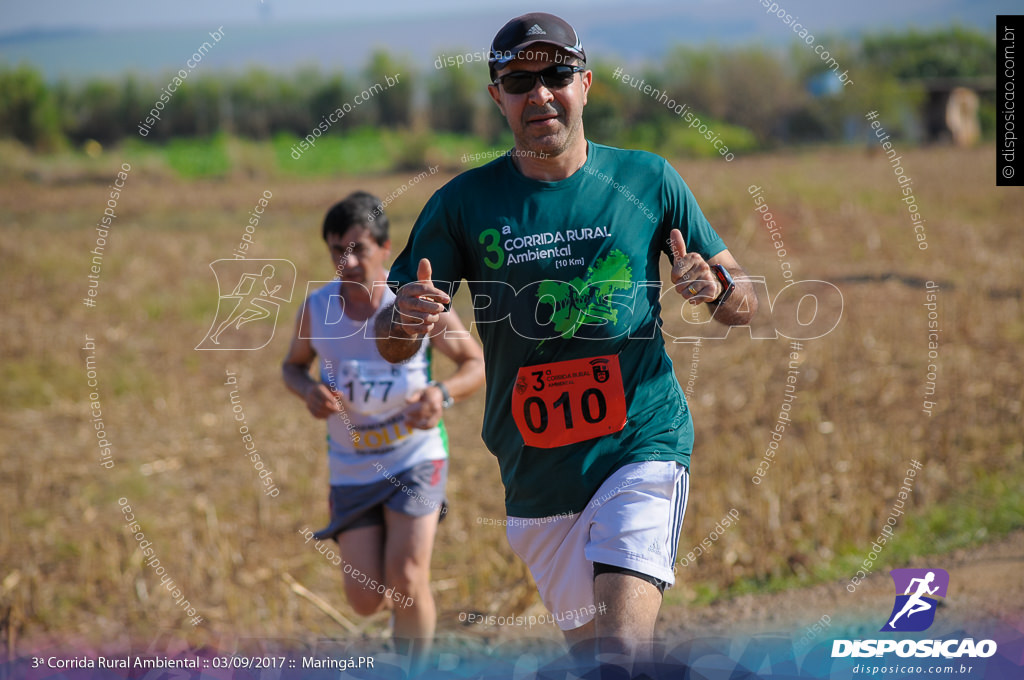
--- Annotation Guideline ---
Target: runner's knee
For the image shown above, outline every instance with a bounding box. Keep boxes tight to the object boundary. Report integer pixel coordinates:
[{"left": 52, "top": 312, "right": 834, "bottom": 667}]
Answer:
[
  {"left": 345, "top": 582, "right": 387, "bottom": 616},
  {"left": 385, "top": 556, "right": 429, "bottom": 594}
]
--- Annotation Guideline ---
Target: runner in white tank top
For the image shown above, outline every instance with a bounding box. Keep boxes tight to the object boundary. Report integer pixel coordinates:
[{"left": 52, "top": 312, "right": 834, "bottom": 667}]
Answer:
[
  {"left": 282, "top": 192, "right": 484, "bottom": 668},
  {"left": 306, "top": 280, "right": 446, "bottom": 486}
]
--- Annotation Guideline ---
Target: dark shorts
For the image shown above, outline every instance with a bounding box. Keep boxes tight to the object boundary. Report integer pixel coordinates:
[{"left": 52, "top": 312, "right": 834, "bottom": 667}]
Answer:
[{"left": 313, "top": 458, "right": 448, "bottom": 541}]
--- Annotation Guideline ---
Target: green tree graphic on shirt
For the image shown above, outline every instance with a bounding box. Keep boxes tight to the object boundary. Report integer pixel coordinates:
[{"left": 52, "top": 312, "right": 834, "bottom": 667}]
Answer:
[{"left": 537, "top": 250, "right": 634, "bottom": 339}]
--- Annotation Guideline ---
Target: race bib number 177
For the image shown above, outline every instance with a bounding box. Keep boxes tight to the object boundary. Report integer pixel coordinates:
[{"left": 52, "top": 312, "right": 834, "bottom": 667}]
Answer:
[{"left": 511, "top": 354, "right": 628, "bottom": 448}]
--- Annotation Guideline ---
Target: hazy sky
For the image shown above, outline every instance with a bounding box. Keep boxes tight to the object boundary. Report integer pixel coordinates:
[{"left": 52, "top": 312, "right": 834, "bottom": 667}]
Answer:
[
  {"left": 1, "top": 0, "right": 1008, "bottom": 35},
  {"left": 1, "top": 0, "right": 1010, "bottom": 80}
]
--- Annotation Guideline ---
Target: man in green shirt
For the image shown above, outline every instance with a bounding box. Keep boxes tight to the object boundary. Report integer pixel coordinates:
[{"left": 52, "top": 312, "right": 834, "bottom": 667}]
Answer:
[{"left": 376, "top": 12, "right": 757, "bottom": 670}]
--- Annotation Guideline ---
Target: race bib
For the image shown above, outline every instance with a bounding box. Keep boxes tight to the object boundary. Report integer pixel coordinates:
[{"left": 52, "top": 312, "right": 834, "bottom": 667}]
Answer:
[
  {"left": 511, "top": 354, "right": 627, "bottom": 448},
  {"left": 329, "top": 359, "right": 410, "bottom": 417}
]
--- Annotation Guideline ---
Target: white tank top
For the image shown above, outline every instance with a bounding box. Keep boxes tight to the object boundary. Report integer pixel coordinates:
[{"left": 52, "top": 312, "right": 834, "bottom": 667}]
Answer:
[{"left": 306, "top": 278, "right": 447, "bottom": 485}]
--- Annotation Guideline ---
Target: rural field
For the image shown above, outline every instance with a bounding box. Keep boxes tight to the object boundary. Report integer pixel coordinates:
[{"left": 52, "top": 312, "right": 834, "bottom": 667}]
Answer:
[{"left": 0, "top": 143, "right": 1021, "bottom": 658}]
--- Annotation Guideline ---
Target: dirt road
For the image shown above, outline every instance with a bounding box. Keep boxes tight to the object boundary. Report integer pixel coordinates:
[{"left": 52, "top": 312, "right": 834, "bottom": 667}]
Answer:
[{"left": 658, "top": 530, "right": 1024, "bottom": 640}]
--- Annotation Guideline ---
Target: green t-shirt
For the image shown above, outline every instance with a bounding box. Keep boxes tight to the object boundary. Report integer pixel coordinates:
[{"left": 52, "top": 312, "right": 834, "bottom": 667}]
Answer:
[{"left": 389, "top": 140, "right": 726, "bottom": 517}]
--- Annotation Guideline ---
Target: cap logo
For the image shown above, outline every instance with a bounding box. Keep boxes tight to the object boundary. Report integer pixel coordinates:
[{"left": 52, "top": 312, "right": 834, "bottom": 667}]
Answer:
[{"left": 525, "top": 24, "right": 546, "bottom": 36}]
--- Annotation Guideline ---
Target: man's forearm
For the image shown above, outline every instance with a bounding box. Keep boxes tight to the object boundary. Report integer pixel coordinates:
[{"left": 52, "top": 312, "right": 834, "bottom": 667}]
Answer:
[
  {"left": 437, "top": 356, "right": 484, "bottom": 404},
  {"left": 282, "top": 363, "right": 316, "bottom": 400},
  {"left": 375, "top": 303, "right": 424, "bottom": 363},
  {"left": 709, "top": 272, "right": 758, "bottom": 326}
]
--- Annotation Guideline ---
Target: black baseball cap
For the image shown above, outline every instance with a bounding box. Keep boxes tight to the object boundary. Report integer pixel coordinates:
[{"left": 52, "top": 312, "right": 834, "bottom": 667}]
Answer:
[{"left": 488, "top": 12, "right": 586, "bottom": 81}]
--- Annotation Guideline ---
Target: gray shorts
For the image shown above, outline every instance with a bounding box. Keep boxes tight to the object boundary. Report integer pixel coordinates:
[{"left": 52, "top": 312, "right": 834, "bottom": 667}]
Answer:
[{"left": 313, "top": 458, "right": 448, "bottom": 541}]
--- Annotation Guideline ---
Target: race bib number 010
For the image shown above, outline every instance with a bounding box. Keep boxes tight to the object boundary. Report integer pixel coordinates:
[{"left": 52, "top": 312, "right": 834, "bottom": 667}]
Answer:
[{"left": 511, "top": 354, "right": 627, "bottom": 448}]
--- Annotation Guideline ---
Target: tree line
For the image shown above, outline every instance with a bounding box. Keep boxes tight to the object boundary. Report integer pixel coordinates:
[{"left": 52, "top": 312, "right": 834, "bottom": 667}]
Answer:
[{"left": 0, "top": 27, "right": 996, "bottom": 154}]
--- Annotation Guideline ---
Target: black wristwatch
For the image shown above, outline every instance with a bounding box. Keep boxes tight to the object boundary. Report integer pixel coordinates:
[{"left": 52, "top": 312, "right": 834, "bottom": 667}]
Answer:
[
  {"left": 428, "top": 381, "right": 454, "bottom": 408},
  {"left": 708, "top": 264, "right": 734, "bottom": 305}
]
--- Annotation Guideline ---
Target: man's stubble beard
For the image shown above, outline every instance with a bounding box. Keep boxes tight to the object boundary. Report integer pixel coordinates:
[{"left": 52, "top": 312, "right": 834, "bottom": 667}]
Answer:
[{"left": 514, "top": 109, "right": 585, "bottom": 160}]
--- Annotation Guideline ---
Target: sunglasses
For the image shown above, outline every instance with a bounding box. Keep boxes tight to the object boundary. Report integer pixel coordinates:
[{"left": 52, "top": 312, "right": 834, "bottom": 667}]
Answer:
[{"left": 493, "top": 65, "right": 585, "bottom": 95}]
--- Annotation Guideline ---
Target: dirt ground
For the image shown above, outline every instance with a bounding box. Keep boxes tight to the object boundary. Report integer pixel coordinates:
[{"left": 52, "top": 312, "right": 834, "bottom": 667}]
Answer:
[{"left": 657, "top": 529, "right": 1024, "bottom": 640}]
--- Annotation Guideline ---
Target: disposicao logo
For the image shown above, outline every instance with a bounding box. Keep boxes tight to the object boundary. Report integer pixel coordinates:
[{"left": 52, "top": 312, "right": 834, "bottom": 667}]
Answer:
[
  {"left": 196, "top": 259, "right": 296, "bottom": 350},
  {"left": 832, "top": 567, "right": 998, "bottom": 659},
  {"left": 881, "top": 567, "right": 948, "bottom": 632}
]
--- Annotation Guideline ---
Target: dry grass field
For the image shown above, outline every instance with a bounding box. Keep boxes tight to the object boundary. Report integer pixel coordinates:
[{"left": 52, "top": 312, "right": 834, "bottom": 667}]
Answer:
[{"left": 0, "top": 144, "right": 1021, "bottom": 655}]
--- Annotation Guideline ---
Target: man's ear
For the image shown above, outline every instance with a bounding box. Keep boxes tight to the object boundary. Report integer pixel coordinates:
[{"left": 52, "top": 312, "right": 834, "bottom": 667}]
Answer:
[
  {"left": 581, "top": 69, "right": 593, "bottom": 106},
  {"left": 487, "top": 83, "right": 506, "bottom": 117}
]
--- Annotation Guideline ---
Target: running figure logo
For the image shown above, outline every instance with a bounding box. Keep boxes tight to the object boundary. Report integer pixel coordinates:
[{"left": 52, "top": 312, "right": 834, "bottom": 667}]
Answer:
[
  {"left": 881, "top": 568, "right": 949, "bottom": 632},
  {"left": 196, "top": 259, "right": 296, "bottom": 350}
]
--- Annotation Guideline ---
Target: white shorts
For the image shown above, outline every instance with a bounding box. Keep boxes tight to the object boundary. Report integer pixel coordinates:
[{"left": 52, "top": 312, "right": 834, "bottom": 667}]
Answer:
[{"left": 506, "top": 460, "right": 689, "bottom": 630}]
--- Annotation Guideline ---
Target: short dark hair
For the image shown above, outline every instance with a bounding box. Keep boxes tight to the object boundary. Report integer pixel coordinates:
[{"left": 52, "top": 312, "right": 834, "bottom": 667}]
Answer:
[{"left": 322, "top": 191, "right": 388, "bottom": 245}]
